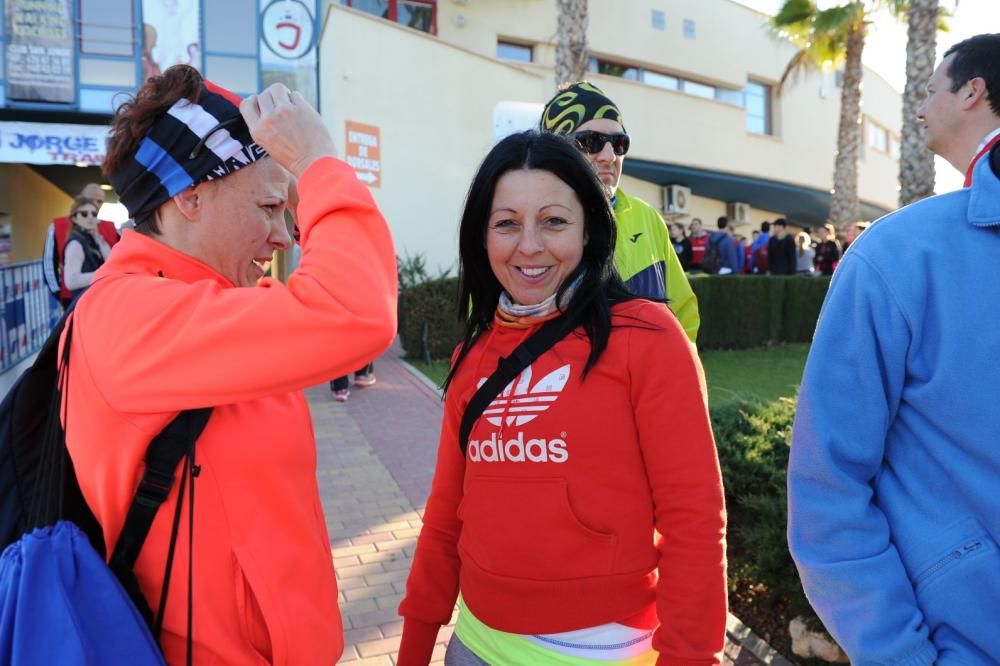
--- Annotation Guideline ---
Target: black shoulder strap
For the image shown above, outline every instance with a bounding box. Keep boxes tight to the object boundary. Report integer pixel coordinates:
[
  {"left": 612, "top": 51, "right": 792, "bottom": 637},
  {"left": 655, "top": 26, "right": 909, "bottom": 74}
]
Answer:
[
  {"left": 110, "top": 408, "right": 212, "bottom": 571},
  {"left": 459, "top": 314, "right": 578, "bottom": 457},
  {"left": 108, "top": 407, "right": 212, "bottom": 628}
]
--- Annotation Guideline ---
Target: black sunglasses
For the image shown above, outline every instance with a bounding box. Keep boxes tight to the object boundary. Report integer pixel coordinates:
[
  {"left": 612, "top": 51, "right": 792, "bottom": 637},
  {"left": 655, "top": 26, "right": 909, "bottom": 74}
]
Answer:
[
  {"left": 75, "top": 210, "right": 98, "bottom": 218},
  {"left": 570, "top": 131, "right": 630, "bottom": 156}
]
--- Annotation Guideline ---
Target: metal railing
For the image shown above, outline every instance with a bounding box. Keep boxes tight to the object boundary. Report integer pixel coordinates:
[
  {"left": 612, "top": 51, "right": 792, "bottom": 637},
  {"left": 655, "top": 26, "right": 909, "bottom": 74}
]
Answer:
[{"left": 1, "top": 261, "right": 61, "bottom": 373}]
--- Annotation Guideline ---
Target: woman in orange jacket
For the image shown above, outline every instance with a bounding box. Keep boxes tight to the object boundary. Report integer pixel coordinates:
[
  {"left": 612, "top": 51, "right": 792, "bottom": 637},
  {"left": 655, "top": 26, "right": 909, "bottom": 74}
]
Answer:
[
  {"left": 62, "top": 65, "right": 397, "bottom": 664},
  {"left": 398, "top": 131, "right": 727, "bottom": 665}
]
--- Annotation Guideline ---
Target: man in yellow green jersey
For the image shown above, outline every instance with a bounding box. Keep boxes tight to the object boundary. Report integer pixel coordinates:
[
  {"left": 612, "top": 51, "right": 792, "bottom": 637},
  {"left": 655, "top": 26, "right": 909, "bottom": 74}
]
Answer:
[{"left": 540, "top": 82, "right": 700, "bottom": 342}]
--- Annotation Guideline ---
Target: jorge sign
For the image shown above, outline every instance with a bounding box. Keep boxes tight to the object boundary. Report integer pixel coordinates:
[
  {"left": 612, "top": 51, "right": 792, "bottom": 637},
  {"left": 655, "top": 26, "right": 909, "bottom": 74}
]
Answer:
[{"left": 0, "top": 121, "right": 109, "bottom": 166}]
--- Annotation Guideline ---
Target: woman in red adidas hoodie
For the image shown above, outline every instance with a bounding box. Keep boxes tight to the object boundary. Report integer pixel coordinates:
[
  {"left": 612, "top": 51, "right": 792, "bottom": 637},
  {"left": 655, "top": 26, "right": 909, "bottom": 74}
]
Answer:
[{"left": 398, "top": 131, "right": 727, "bottom": 665}]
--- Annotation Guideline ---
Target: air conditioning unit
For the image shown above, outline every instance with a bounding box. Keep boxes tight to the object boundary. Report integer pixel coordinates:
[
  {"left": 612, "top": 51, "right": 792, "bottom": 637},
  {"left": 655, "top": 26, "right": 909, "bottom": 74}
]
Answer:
[
  {"left": 663, "top": 185, "right": 691, "bottom": 215},
  {"left": 727, "top": 201, "right": 751, "bottom": 225}
]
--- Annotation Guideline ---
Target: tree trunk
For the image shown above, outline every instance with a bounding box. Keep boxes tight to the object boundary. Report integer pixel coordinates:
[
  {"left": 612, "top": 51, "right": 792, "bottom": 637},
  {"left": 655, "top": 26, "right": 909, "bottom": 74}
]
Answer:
[
  {"left": 899, "top": 0, "right": 938, "bottom": 206},
  {"left": 829, "top": 17, "right": 864, "bottom": 227},
  {"left": 555, "top": 0, "right": 589, "bottom": 87}
]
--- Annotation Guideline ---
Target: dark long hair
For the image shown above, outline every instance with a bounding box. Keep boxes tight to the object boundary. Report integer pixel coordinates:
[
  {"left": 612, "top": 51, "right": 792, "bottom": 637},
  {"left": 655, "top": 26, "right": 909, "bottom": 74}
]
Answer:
[{"left": 443, "top": 130, "right": 634, "bottom": 393}]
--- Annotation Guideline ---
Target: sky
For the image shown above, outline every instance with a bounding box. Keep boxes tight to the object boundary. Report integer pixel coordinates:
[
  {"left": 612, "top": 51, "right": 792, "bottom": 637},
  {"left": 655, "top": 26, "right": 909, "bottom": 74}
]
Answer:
[{"left": 734, "top": 0, "right": 1000, "bottom": 192}]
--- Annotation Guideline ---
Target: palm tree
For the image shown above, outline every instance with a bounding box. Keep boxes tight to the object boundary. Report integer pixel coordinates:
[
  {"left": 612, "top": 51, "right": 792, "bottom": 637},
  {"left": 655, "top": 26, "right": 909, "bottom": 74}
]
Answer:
[
  {"left": 555, "top": 0, "right": 589, "bottom": 87},
  {"left": 772, "top": 1, "right": 908, "bottom": 226},
  {"left": 898, "top": 0, "right": 940, "bottom": 206}
]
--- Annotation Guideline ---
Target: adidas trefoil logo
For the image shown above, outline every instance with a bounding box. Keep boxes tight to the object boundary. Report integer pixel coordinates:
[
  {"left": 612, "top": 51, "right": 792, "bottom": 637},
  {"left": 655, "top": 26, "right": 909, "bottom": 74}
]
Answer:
[{"left": 478, "top": 363, "right": 571, "bottom": 427}]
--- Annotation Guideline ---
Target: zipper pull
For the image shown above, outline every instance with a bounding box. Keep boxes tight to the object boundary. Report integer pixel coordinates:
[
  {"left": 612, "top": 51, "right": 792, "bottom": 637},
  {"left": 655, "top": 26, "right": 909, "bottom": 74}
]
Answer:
[{"left": 959, "top": 541, "right": 982, "bottom": 557}]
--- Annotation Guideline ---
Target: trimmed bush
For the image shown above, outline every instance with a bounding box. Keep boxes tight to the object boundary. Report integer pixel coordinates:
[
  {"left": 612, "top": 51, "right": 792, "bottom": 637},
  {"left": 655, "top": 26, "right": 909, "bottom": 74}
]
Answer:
[
  {"left": 712, "top": 395, "right": 827, "bottom": 657},
  {"left": 690, "top": 275, "right": 830, "bottom": 350},
  {"left": 397, "top": 276, "right": 463, "bottom": 361},
  {"left": 398, "top": 275, "right": 832, "bottom": 359}
]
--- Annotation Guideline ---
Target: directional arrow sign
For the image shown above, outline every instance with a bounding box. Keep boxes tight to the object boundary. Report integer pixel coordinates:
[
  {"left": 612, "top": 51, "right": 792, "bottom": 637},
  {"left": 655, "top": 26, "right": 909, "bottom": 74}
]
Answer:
[{"left": 345, "top": 121, "right": 381, "bottom": 188}]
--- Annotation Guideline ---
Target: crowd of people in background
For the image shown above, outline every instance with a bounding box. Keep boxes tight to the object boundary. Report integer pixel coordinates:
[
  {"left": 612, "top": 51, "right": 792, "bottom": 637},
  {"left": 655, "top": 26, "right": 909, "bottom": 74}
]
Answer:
[{"left": 669, "top": 215, "right": 870, "bottom": 277}]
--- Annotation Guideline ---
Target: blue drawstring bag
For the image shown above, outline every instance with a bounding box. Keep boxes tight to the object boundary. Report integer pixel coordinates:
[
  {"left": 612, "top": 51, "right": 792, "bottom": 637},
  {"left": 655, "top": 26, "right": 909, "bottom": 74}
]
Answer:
[
  {"left": 0, "top": 521, "right": 165, "bottom": 665},
  {"left": 0, "top": 303, "right": 210, "bottom": 665}
]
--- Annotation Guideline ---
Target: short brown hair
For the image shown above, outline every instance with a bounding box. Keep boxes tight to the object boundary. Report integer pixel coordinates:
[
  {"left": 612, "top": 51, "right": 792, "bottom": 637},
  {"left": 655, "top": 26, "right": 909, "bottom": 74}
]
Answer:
[{"left": 103, "top": 65, "right": 204, "bottom": 234}]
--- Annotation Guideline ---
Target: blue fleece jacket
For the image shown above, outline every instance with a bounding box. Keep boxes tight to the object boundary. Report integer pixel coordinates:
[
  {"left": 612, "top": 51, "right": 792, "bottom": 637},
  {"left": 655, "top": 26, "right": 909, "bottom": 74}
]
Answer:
[
  {"left": 789, "top": 153, "right": 1000, "bottom": 665},
  {"left": 707, "top": 231, "right": 738, "bottom": 273}
]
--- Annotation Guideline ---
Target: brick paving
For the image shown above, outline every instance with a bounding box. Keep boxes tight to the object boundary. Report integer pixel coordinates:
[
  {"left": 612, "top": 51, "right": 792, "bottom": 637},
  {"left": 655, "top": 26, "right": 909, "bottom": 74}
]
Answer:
[{"left": 310, "top": 340, "right": 784, "bottom": 665}]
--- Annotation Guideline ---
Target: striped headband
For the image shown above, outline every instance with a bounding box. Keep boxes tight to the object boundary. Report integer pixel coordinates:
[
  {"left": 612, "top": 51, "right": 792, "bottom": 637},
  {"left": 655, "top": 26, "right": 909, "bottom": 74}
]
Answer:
[
  {"left": 539, "top": 81, "right": 625, "bottom": 135},
  {"left": 109, "top": 81, "right": 267, "bottom": 221}
]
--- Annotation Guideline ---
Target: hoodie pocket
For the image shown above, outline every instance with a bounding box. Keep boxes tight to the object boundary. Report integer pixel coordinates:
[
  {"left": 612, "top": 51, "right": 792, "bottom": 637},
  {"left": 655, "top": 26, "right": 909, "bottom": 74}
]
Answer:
[
  {"left": 910, "top": 520, "right": 1000, "bottom": 658},
  {"left": 233, "top": 552, "right": 274, "bottom": 664},
  {"left": 458, "top": 476, "right": 617, "bottom": 580}
]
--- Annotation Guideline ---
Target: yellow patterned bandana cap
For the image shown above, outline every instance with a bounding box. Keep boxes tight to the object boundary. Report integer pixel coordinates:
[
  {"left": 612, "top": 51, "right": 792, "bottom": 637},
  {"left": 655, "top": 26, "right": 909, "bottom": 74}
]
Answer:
[{"left": 539, "top": 81, "right": 625, "bottom": 135}]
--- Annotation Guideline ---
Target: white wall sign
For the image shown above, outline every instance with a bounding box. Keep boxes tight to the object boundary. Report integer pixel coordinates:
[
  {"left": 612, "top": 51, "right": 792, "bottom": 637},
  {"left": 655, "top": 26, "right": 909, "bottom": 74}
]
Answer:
[{"left": 0, "top": 121, "right": 109, "bottom": 166}]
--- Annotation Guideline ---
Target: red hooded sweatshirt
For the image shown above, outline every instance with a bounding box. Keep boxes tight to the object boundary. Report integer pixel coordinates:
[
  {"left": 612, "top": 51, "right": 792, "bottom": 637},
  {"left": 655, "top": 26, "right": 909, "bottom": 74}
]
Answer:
[{"left": 398, "top": 300, "right": 727, "bottom": 665}]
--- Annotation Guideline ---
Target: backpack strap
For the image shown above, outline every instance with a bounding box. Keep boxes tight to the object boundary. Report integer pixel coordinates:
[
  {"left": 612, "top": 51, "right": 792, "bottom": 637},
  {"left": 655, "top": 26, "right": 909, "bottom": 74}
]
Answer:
[
  {"left": 459, "top": 314, "right": 579, "bottom": 457},
  {"left": 108, "top": 407, "right": 212, "bottom": 630}
]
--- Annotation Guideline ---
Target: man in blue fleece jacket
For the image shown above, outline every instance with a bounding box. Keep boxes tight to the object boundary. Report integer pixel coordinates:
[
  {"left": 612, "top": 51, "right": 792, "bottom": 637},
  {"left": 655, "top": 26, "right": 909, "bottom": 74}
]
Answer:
[{"left": 789, "top": 33, "right": 1000, "bottom": 665}]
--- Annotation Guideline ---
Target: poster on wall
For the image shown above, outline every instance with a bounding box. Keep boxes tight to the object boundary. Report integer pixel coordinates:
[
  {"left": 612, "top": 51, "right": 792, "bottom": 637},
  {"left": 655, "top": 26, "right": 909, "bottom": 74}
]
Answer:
[
  {"left": 3, "top": 0, "right": 74, "bottom": 103},
  {"left": 141, "top": 0, "right": 201, "bottom": 80},
  {"left": 260, "top": 0, "right": 318, "bottom": 108}
]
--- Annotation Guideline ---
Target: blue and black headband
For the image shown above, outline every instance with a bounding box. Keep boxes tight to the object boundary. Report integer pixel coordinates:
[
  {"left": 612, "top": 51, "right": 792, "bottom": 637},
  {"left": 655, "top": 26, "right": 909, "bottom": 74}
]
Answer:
[{"left": 109, "top": 80, "right": 268, "bottom": 221}]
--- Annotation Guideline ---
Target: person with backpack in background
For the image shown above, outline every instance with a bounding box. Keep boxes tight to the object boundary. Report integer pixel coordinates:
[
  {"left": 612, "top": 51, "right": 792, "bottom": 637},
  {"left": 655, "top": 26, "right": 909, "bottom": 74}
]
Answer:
[
  {"left": 42, "top": 183, "right": 120, "bottom": 308},
  {"left": 60, "top": 65, "right": 397, "bottom": 664},
  {"left": 703, "top": 217, "right": 738, "bottom": 275},
  {"left": 749, "top": 221, "right": 770, "bottom": 274},
  {"left": 397, "top": 131, "right": 726, "bottom": 665}
]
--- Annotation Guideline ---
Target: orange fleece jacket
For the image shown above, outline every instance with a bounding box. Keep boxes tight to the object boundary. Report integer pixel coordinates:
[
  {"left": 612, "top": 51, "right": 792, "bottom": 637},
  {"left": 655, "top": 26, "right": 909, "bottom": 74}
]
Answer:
[
  {"left": 61, "top": 158, "right": 397, "bottom": 665},
  {"left": 398, "top": 300, "right": 727, "bottom": 665}
]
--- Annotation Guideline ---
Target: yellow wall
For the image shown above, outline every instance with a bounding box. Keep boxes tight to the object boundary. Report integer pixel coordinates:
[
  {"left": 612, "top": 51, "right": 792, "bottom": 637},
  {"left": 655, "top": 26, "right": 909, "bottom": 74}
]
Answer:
[{"left": 0, "top": 165, "right": 73, "bottom": 262}]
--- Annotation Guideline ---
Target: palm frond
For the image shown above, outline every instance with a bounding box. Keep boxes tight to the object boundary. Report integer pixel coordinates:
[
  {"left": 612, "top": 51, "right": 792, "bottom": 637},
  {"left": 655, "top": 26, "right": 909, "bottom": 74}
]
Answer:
[
  {"left": 773, "top": 0, "right": 818, "bottom": 27},
  {"left": 776, "top": 48, "right": 821, "bottom": 94}
]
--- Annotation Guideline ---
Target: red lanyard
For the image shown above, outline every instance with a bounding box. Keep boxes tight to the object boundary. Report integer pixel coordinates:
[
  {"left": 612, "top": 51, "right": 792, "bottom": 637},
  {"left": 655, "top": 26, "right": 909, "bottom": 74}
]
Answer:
[{"left": 964, "top": 132, "right": 1000, "bottom": 187}]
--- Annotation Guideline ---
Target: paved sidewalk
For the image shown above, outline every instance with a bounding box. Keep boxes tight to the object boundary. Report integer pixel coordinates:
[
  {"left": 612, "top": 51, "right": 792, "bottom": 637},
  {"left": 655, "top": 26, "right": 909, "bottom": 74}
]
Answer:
[{"left": 311, "top": 341, "right": 785, "bottom": 666}]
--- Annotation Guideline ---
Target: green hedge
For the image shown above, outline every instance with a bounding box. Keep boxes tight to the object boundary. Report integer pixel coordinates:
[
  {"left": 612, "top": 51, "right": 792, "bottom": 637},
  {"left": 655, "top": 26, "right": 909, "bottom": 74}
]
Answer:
[
  {"left": 690, "top": 275, "right": 830, "bottom": 350},
  {"left": 397, "top": 276, "right": 462, "bottom": 361},
  {"left": 398, "top": 275, "right": 831, "bottom": 358}
]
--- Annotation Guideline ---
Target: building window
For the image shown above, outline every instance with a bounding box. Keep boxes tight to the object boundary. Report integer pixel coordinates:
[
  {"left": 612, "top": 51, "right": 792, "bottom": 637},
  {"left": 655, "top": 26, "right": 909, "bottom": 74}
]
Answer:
[
  {"left": 593, "top": 59, "right": 639, "bottom": 81},
  {"left": 867, "top": 119, "right": 889, "bottom": 153},
  {"left": 497, "top": 41, "right": 532, "bottom": 63},
  {"left": 715, "top": 88, "right": 744, "bottom": 106},
  {"left": 80, "top": 0, "right": 135, "bottom": 56},
  {"left": 681, "top": 79, "right": 715, "bottom": 100},
  {"left": 205, "top": 55, "right": 258, "bottom": 95},
  {"left": 745, "top": 81, "right": 772, "bottom": 135},
  {"left": 651, "top": 9, "right": 665, "bottom": 31},
  {"left": 683, "top": 19, "right": 696, "bottom": 39},
  {"left": 342, "top": 0, "right": 436, "bottom": 34},
  {"left": 643, "top": 70, "right": 678, "bottom": 91},
  {"left": 205, "top": 0, "right": 257, "bottom": 55},
  {"left": 592, "top": 56, "right": 745, "bottom": 109},
  {"left": 79, "top": 57, "right": 136, "bottom": 86}
]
